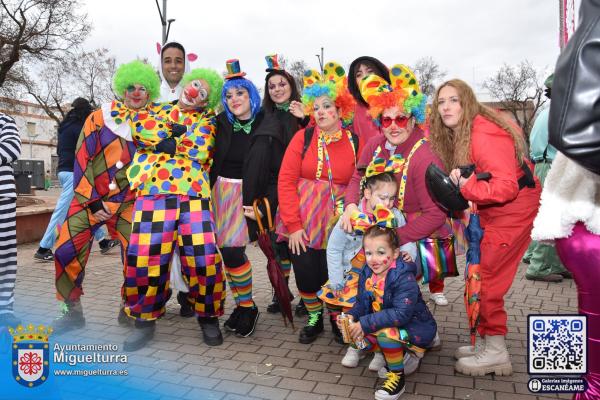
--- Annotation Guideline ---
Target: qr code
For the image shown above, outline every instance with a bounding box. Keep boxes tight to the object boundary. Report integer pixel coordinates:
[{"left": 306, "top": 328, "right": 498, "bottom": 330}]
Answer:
[{"left": 528, "top": 315, "right": 586, "bottom": 374}]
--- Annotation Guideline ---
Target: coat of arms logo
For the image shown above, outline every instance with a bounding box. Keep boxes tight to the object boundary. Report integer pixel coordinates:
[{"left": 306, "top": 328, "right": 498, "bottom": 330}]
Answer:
[{"left": 9, "top": 324, "right": 53, "bottom": 387}]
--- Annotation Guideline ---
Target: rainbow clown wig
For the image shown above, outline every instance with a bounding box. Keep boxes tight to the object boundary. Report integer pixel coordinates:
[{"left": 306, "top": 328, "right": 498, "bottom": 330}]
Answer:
[
  {"left": 181, "top": 68, "right": 224, "bottom": 110},
  {"left": 359, "top": 64, "right": 427, "bottom": 124},
  {"left": 113, "top": 60, "right": 161, "bottom": 101},
  {"left": 221, "top": 78, "right": 262, "bottom": 123},
  {"left": 301, "top": 61, "right": 356, "bottom": 127}
]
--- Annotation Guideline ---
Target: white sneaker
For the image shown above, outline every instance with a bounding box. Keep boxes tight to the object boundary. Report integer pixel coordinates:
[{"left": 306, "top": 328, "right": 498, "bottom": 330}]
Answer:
[
  {"left": 368, "top": 351, "right": 386, "bottom": 371},
  {"left": 430, "top": 292, "right": 449, "bottom": 306},
  {"left": 341, "top": 346, "right": 365, "bottom": 368},
  {"left": 378, "top": 352, "right": 420, "bottom": 378}
]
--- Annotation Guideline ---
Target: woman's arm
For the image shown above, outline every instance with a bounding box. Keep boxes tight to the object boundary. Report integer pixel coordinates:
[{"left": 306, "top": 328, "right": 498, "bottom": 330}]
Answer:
[{"left": 460, "top": 124, "right": 520, "bottom": 204}]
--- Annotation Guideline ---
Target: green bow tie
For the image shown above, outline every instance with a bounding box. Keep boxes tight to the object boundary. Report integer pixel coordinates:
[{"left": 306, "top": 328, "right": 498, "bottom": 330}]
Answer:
[
  {"left": 233, "top": 118, "right": 254, "bottom": 134},
  {"left": 275, "top": 102, "right": 290, "bottom": 112}
]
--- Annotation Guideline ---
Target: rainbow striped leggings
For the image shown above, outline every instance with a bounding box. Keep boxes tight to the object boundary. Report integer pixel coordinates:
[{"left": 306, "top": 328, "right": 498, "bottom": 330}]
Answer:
[{"left": 124, "top": 194, "right": 225, "bottom": 321}]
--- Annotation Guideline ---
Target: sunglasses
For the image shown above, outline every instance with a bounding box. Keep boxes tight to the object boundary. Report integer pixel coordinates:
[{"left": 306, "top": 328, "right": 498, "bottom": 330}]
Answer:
[{"left": 380, "top": 115, "right": 410, "bottom": 128}]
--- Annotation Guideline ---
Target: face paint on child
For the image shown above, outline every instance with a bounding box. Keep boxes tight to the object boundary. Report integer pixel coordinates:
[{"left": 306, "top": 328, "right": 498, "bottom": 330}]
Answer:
[
  {"left": 364, "top": 181, "right": 398, "bottom": 210},
  {"left": 364, "top": 235, "right": 401, "bottom": 277}
]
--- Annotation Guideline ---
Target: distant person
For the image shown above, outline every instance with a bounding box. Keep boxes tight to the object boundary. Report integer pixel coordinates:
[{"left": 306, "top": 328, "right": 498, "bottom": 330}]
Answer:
[
  {"left": 0, "top": 112, "right": 22, "bottom": 327},
  {"left": 522, "top": 75, "right": 569, "bottom": 283},
  {"left": 33, "top": 98, "right": 118, "bottom": 263}
]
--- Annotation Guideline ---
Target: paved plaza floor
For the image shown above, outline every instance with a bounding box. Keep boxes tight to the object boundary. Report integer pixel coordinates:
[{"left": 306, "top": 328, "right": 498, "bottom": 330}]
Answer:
[{"left": 4, "top": 235, "right": 577, "bottom": 400}]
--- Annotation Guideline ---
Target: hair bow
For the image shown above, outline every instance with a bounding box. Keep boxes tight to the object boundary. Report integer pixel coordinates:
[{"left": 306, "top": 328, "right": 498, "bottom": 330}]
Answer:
[
  {"left": 365, "top": 154, "right": 405, "bottom": 178},
  {"left": 351, "top": 204, "right": 397, "bottom": 235}
]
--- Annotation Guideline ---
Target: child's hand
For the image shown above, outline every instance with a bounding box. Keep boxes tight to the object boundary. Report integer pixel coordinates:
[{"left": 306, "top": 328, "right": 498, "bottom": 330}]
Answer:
[
  {"left": 336, "top": 314, "right": 353, "bottom": 331},
  {"left": 348, "top": 321, "right": 364, "bottom": 341},
  {"left": 401, "top": 251, "right": 413, "bottom": 262}
]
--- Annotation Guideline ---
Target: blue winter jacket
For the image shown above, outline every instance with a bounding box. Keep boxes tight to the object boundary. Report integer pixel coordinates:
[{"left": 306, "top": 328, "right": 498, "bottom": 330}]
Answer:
[
  {"left": 347, "top": 259, "right": 437, "bottom": 348},
  {"left": 326, "top": 205, "right": 417, "bottom": 291}
]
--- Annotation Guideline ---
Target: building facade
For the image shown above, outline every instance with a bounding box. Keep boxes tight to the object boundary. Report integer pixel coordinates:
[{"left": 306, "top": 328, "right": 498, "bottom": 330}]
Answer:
[{"left": 0, "top": 97, "right": 60, "bottom": 179}]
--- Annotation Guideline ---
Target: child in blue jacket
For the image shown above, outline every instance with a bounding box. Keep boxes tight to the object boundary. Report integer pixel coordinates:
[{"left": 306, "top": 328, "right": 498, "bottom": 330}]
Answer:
[
  {"left": 340, "top": 205, "right": 437, "bottom": 400},
  {"left": 319, "top": 158, "right": 417, "bottom": 373}
]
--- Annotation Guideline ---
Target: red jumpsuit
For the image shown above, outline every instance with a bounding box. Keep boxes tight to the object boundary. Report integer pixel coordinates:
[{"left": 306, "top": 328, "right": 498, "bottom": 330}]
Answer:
[{"left": 461, "top": 115, "right": 541, "bottom": 337}]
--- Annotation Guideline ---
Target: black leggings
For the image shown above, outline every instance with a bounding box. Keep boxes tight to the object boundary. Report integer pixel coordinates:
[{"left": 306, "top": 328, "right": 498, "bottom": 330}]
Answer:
[{"left": 290, "top": 248, "right": 328, "bottom": 293}]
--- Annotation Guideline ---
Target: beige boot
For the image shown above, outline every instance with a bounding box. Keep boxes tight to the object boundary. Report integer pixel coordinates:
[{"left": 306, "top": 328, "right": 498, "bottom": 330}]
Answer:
[
  {"left": 455, "top": 335, "right": 512, "bottom": 376},
  {"left": 454, "top": 337, "right": 485, "bottom": 359}
]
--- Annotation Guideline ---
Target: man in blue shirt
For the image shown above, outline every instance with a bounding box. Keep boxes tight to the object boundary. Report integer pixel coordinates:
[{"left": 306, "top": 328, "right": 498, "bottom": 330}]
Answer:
[{"left": 523, "top": 75, "right": 569, "bottom": 282}]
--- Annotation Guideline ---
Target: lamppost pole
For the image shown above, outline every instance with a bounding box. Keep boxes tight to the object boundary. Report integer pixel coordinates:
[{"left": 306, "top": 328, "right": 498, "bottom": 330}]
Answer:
[{"left": 315, "top": 47, "right": 324, "bottom": 76}]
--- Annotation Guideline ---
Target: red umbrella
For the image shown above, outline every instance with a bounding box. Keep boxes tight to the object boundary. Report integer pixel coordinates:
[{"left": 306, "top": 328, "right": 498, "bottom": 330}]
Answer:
[
  {"left": 253, "top": 198, "right": 295, "bottom": 329},
  {"left": 464, "top": 204, "right": 483, "bottom": 345}
]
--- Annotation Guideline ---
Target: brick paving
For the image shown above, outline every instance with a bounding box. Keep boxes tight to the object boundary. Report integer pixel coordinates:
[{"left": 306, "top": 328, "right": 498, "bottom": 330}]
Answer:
[{"left": 11, "top": 237, "right": 577, "bottom": 400}]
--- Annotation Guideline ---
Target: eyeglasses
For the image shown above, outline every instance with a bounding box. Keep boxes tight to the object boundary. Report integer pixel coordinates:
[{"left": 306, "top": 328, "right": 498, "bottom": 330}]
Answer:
[{"left": 380, "top": 116, "right": 410, "bottom": 128}]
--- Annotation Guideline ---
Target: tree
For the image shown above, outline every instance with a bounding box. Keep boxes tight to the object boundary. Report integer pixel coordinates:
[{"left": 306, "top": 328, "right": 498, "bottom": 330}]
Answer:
[
  {"left": 0, "top": 0, "right": 90, "bottom": 88},
  {"left": 69, "top": 48, "right": 116, "bottom": 108},
  {"left": 21, "top": 48, "right": 117, "bottom": 124},
  {"left": 482, "top": 60, "right": 547, "bottom": 136},
  {"left": 287, "top": 60, "right": 308, "bottom": 94},
  {"left": 411, "top": 57, "right": 447, "bottom": 99}
]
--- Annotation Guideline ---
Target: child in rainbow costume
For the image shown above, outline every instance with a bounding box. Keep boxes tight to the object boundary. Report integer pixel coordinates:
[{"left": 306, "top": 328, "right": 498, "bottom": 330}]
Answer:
[
  {"left": 319, "top": 155, "right": 418, "bottom": 372},
  {"left": 121, "top": 67, "right": 227, "bottom": 351},
  {"left": 341, "top": 205, "right": 436, "bottom": 400}
]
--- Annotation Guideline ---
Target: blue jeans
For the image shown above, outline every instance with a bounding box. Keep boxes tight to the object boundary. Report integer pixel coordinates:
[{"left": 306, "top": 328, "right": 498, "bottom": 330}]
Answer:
[{"left": 39, "top": 171, "right": 106, "bottom": 249}]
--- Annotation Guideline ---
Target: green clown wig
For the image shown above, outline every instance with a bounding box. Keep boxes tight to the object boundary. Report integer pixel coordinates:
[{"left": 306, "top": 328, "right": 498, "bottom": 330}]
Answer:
[
  {"left": 113, "top": 60, "right": 161, "bottom": 101},
  {"left": 181, "top": 68, "right": 224, "bottom": 110}
]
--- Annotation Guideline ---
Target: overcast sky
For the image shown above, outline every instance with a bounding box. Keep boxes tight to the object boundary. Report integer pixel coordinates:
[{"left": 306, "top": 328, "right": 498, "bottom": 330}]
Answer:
[{"left": 82, "top": 0, "right": 574, "bottom": 97}]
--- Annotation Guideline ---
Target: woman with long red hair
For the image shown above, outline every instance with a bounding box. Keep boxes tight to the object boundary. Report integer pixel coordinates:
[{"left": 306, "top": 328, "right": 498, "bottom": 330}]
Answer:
[{"left": 429, "top": 79, "right": 541, "bottom": 376}]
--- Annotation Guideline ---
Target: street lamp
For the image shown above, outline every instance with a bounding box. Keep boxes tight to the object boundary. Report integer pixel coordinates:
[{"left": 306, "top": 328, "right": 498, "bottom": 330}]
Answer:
[
  {"left": 315, "top": 47, "right": 324, "bottom": 76},
  {"left": 155, "top": 0, "right": 175, "bottom": 44}
]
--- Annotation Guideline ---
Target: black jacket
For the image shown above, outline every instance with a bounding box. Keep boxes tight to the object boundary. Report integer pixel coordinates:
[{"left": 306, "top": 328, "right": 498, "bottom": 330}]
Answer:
[
  {"left": 57, "top": 119, "right": 85, "bottom": 173},
  {"left": 267, "top": 107, "right": 309, "bottom": 148},
  {"left": 549, "top": 0, "right": 600, "bottom": 175},
  {"left": 211, "top": 110, "right": 284, "bottom": 241}
]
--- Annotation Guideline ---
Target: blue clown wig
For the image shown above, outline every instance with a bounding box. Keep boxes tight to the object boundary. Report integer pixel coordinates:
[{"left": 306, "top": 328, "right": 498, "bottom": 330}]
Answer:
[{"left": 221, "top": 78, "right": 262, "bottom": 123}]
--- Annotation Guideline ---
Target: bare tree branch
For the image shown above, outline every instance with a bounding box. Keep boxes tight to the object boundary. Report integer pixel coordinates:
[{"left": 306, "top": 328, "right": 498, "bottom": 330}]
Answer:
[
  {"left": 0, "top": 0, "right": 90, "bottom": 88},
  {"left": 411, "top": 57, "right": 447, "bottom": 99},
  {"left": 482, "top": 60, "right": 548, "bottom": 136}
]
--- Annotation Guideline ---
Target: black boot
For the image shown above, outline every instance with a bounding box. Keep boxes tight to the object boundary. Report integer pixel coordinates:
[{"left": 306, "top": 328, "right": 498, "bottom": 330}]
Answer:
[
  {"left": 177, "top": 291, "right": 195, "bottom": 318},
  {"left": 295, "top": 299, "right": 308, "bottom": 317},
  {"left": 299, "top": 310, "right": 324, "bottom": 344},
  {"left": 53, "top": 301, "right": 86, "bottom": 333},
  {"left": 235, "top": 306, "right": 259, "bottom": 337},
  {"left": 330, "top": 314, "right": 344, "bottom": 344},
  {"left": 266, "top": 294, "right": 280, "bottom": 314},
  {"left": 224, "top": 306, "right": 243, "bottom": 332},
  {"left": 118, "top": 306, "right": 132, "bottom": 327},
  {"left": 198, "top": 317, "right": 223, "bottom": 346},
  {"left": 123, "top": 320, "right": 156, "bottom": 352}
]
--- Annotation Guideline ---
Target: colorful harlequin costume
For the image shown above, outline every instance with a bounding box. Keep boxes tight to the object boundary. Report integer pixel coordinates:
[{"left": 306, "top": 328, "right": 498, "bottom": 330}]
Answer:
[
  {"left": 209, "top": 59, "right": 285, "bottom": 337},
  {"left": 53, "top": 61, "right": 160, "bottom": 332},
  {"left": 122, "top": 68, "right": 226, "bottom": 323},
  {"left": 343, "top": 65, "right": 451, "bottom": 299},
  {"left": 276, "top": 62, "right": 358, "bottom": 343}
]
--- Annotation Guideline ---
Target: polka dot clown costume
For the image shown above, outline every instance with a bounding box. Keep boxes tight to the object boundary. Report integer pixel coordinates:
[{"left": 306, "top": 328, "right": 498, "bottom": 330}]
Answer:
[{"left": 122, "top": 67, "right": 227, "bottom": 350}]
